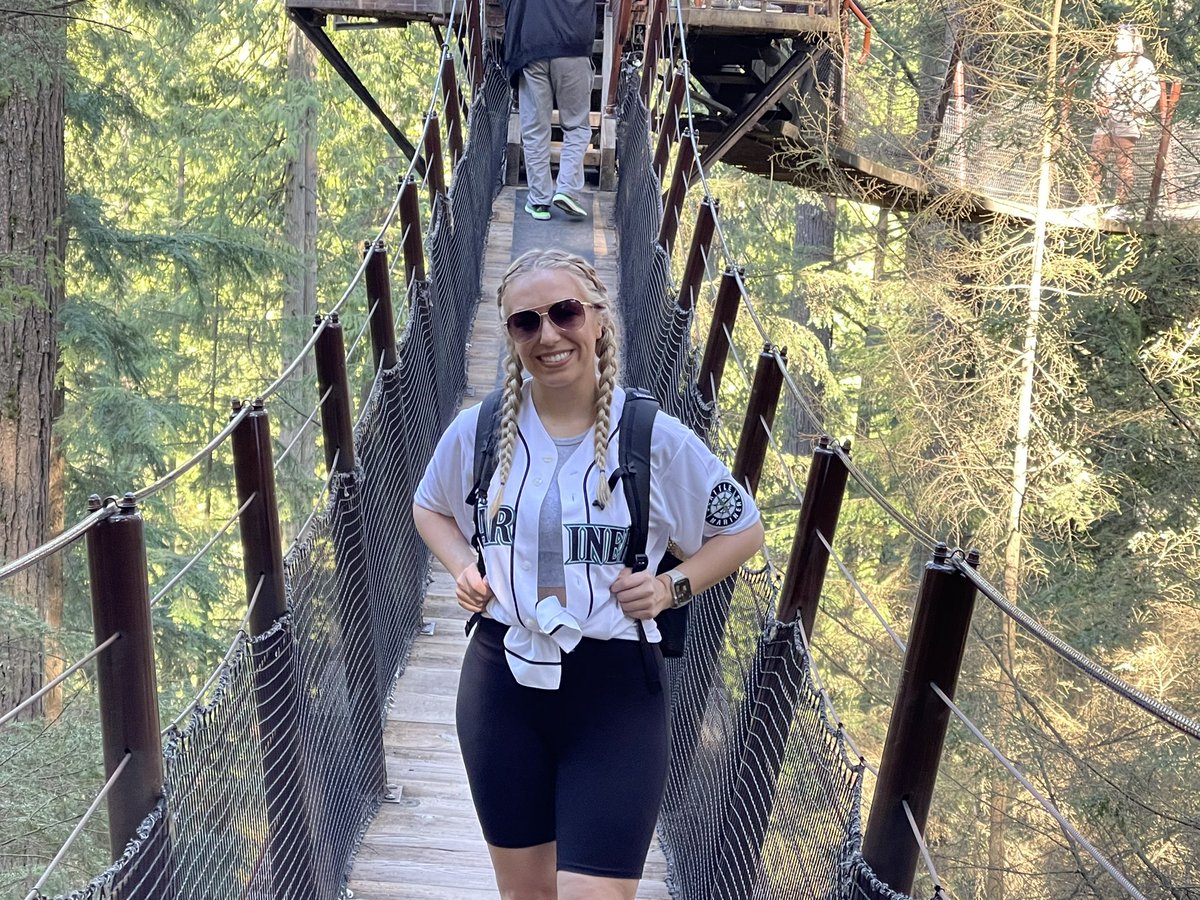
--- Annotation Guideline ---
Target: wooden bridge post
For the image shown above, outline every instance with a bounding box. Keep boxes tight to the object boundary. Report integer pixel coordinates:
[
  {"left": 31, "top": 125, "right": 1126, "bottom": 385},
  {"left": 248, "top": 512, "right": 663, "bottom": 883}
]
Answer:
[
  {"left": 653, "top": 67, "right": 687, "bottom": 185},
  {"left": 465, "top": 0, "right": 484, "bottom": 92},
  {"left": 658, "top": 127, "right": 696, "bottom": 254},
  {"left": 640, "top": 0, "right": 668, "bottom": 106},
  {"left": 424, "top": 112, "right": 446, "bottom": 207},
  {"left": 398, "top": 176, "right": 426, "bottom": 287},
  {"left": 778, "top": 435, "right": 851, "bottom": 639},
  {"left": 676, "top": 196, "right": 718, "bottom": 312},
  {"left": 731, "top": 344, "right": 786, "bottom": 498},
  {"left": 441, "top": 54, "right": 465, "bottom": 166},
  {"left": 85, "top": 494, "right": 167, "bottom": 863},
  {"left": 713, "top": 436, "right": 852, "bottom": 899},
  {"left": 1146, "top": 79, "right": 1181, "bottom": 223},
  {"left": 697, "top": 266, "right": 743, "bottom": 405},
  {"left": 363, "top": 241, "right": 398, "bottom": 371},
  {"left": 861, "top": 543, "right": 980, "bottom": 895},
  {"left": 231, "top": 398, "right": 318, "bottom": 897},
  {"left": 599, "top": 0, "right": 631, "bottom": 190},
  {"left": 315, "top": 314, "right": 357, "bottom": 476},
  {"left": 314, "top": 314, "right": 389, "bottom": 799},
  {"left": 604, "top": 0, "right": 632, "bottom": 117}
]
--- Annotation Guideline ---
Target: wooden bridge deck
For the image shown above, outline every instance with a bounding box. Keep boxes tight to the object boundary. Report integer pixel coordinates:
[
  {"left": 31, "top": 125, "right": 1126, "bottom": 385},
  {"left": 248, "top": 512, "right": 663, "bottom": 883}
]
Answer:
[{"left": 346, "top": 187, "right": 670, "bottom": 899}]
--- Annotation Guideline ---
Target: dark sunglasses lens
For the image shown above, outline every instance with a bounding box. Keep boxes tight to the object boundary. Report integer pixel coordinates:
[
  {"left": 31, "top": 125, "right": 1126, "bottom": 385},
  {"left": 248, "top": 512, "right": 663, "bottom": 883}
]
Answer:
[
  {"left": 507, "top": 310, "right": 542, "bottom": 339},
  {"left": 547, "top": 299, "right": 586, "bottom": 330}
]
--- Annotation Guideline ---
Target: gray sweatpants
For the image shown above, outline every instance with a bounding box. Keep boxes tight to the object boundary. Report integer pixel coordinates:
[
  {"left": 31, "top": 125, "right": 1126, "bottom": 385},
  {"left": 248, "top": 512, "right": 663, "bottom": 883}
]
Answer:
[{"left": 518, "top": 57, "right": 593, "bottom": 205}]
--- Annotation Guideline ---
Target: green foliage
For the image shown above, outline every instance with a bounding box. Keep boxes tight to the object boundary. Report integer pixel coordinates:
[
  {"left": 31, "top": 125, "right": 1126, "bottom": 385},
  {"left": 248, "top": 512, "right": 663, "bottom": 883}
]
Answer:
[
  {"left": 1, "top": 0, "right": 442, "bottom": 892},
  {"left": 680, "top": 49, "right": 1200, "bottom": 880}
]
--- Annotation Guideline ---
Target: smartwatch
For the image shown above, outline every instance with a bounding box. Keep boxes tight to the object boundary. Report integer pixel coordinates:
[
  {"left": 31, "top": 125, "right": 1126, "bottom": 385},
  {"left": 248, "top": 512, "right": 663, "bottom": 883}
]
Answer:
[{"left": 664, "top": 569, "right": 693, "bottom": 608}]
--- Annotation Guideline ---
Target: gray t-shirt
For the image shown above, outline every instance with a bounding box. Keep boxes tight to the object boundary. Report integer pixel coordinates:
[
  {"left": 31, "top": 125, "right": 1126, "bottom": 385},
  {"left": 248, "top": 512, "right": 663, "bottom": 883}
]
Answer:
[{"left": 538, "top": 432, "right": 587, "bottom": 591}]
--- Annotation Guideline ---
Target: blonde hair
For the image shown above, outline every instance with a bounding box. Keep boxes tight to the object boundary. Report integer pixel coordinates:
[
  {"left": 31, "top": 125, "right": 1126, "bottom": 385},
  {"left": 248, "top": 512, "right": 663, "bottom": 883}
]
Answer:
[{"left": 490, "top": 249, "right": 622, "bottom": 515}]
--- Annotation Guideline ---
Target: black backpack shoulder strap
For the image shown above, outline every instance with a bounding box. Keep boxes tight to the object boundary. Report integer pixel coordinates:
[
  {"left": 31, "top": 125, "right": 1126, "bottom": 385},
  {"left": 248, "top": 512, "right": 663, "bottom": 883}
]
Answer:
[
  {"left": 616, "top": 389, "right": 659, "bottom": 573},
  {"left": 467, "top": 388, "right": 504, "bottom": 508},
  {"left": 466, "top": 388, "right": 504, "bottom": 575}
]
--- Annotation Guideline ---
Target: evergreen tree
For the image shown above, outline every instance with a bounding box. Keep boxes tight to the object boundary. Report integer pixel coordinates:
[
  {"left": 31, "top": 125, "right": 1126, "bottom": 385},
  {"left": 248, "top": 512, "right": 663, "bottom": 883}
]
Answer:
[{"left": 0, "top": 1, "right": 67, "bottom": 721}]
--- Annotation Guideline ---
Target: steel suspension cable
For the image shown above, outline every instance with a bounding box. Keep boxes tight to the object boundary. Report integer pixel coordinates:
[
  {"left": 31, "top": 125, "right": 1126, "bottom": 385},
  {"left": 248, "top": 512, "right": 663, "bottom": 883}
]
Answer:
[
  {"left": 0, "top": 632, "right": 120, "bottom": 729},
  {"left": 901, "top": 798, "right": 947, "bottom": 897},
  {"left": 345, "top": 297, "right": 382, "bottom": 365},
  {"left": 930, "top": 682, "right": 1148, "bottom": 899},
  {"left": 662, "top": 8, "right": 941, "bottom": 551},
  {"left": 817, "top": 529, "right": 908, "bottom": 655},
  {"left": 164, "top": 573, "right": 266, "bottom": 736},
  {"left": 0, "top": 503, "right": 116, "bottom": 584},
  {"left": 133, "top": 402, "right": 254, "bottom": 502},
  {"left": 788, "top": 596, "right": 877, "bottom": 774},
  {"left": 148, "top": 492, "right": 258, "bottom": 608},
  {"left": 647, "top": 13, "right": 1196, "bottom": 894},
  {"left": 274, "top": 386, "right": 333, "bottom": 471},
  {"left": 292, "top": 448, "right": 343, "bottom": 549},
  {"left": 954, "top": 560, "right": 1200, "bottom": 743},
  {"left": 24, "top": 752, "right": 133, "bottom": 900}
]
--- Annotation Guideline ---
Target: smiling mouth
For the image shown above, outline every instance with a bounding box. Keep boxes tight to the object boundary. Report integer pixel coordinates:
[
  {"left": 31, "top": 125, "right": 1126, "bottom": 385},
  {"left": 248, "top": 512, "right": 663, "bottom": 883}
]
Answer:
[{"left": 539, "top": 350, "right": 572, "bottom": 364}]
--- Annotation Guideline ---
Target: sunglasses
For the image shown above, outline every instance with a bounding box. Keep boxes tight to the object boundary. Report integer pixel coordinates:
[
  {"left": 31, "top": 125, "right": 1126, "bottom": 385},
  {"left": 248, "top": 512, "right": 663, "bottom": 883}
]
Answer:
[{"left": 504, "top": 298, "right": 603, "bottom": 342}]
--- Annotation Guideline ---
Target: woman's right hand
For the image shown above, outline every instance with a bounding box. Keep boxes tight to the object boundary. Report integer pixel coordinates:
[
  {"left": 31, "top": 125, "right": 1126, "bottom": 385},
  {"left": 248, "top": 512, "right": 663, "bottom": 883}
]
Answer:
[{"left": 456, "top": 563, "right": 493, "bottom": 613}]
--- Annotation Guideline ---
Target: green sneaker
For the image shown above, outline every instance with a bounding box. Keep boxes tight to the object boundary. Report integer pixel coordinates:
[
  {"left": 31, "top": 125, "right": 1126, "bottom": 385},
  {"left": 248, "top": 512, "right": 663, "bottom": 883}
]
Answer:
[
  {"left": 525, "top": 201, "right": 551, "bottom": 221},
  {"left": 552, "top": 192, "right": 588, "bottom": 220}
]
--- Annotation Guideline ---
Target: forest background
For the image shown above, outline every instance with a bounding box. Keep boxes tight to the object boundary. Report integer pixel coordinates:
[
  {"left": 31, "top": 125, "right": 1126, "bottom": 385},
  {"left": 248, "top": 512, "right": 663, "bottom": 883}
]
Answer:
[{"left": 1, "top": 0, "right": 1199, "bottom": 897}]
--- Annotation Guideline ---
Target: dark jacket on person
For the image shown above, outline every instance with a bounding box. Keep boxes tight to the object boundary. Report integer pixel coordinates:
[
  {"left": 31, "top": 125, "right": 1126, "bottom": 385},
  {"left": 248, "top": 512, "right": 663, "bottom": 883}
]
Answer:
[{"left": 501, "top": 0, "right": 595, "bottom": 86}]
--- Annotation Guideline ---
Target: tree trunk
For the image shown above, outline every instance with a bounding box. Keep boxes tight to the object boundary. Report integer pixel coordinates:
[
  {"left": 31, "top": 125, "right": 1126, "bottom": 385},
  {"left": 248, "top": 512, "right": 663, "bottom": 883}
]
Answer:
[
  {"left": 279, "top": 22, "right": 319, "bottom": 541},
  {"left": 784, "top": 195, "right": 835, "bottom": 456},
  {"left": 45, "top": 393, "right": 65, "bottom": 721},
  {"left": 989, "top": 3, "right": 1063, "bottom": 895},
  {"left": 856, "top": 207, "right": 889, "bottom": 439},
  {"left": 0, "top": 5, "right": 67, "bottom": 720}
]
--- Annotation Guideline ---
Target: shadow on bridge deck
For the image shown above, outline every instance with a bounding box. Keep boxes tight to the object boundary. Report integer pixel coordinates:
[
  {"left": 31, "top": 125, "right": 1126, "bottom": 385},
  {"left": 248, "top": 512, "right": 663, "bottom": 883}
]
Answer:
[{"left": 346, "top": 186, "right": 667, "bottom": 899}]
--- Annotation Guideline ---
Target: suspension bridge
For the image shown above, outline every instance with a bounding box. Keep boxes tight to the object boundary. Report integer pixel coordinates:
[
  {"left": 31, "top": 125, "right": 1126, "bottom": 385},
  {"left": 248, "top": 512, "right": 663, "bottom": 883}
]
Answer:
[{"left": 3, "top": 1, "right": 1199, "bottom": 898}]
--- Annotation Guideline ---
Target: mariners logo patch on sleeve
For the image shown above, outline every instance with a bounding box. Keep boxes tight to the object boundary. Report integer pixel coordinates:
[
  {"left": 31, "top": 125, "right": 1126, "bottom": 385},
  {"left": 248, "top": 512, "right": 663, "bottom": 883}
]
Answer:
[{"left": 706, "top": 481, "right": 744, "bottom": 527}]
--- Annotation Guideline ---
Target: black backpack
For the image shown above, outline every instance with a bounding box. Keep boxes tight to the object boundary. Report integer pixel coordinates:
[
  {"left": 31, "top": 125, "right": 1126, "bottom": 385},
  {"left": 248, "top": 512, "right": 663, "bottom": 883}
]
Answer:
[{"left": 467, "top": 388, "right": 688, "bottom": 657}]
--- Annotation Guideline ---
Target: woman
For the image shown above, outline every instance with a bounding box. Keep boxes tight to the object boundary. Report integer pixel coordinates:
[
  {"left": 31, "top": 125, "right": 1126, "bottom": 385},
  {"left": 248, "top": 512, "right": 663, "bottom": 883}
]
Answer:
[{"left": 412, "top": 249, "right": 764, "bottom": 900}]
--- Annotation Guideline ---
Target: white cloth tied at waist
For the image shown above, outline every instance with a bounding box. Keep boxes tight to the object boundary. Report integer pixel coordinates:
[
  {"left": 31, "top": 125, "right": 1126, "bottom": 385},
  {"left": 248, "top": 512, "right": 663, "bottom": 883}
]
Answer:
[{"left": 502, "top": 595, "right": 583, "bottom": 690}]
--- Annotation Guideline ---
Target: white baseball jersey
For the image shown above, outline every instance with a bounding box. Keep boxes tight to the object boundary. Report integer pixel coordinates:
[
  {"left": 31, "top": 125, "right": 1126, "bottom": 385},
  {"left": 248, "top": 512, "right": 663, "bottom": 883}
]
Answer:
[{"left": 414, "top": 382, "right": 760, "bottom": 689}]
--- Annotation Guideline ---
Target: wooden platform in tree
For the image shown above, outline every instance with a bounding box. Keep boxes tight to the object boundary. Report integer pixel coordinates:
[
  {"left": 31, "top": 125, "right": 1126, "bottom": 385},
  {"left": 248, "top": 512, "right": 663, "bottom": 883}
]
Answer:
[
  {"left": 287, "top": 0, "right": 839, "bottom": 35},
  {"left": 681, "top": 5, "right": 838, "bottom": 35},
  {"left": 283, "top": 0, "right": 449, "bottom": 25}
]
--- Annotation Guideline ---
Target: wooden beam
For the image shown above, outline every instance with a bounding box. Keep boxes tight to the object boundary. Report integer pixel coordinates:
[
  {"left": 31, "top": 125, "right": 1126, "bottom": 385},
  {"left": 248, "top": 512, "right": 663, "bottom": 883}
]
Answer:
[
  {"left": 697, "top": 47, "right": 812, "bottom": 173},
  {"left": 289, "top": 8, "right": 424, "bottom": 172}
]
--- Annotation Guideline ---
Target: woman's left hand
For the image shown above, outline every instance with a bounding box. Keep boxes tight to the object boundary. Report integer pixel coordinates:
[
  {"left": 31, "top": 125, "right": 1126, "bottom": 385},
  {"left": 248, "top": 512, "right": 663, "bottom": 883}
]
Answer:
[{"left": 611, "top": 568, "right": 670, "bottom": 620}]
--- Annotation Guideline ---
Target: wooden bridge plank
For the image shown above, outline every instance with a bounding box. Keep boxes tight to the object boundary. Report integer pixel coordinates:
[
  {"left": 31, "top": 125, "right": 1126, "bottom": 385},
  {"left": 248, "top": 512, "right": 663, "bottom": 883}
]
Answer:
[{"left": 347, "top": 186, "right": 667, "bottom": 899}]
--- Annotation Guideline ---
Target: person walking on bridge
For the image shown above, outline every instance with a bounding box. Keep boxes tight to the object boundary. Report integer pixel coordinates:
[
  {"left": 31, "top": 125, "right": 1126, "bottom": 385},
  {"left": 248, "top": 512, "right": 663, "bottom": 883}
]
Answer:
[
  {"left": 502, "top": 0, "right": 595, "bottom": 221},
  {"left": 413, "top": 249, "right": 764, "bottom": 899},
  {"left": 1086, "top": 24, "right": 1160, "bottom": 218}
]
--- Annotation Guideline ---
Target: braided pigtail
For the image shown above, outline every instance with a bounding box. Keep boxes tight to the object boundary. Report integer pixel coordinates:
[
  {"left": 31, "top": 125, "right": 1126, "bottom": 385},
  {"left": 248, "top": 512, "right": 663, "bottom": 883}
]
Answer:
[
  {"left": 489, "top": 345, "right": 525, "bottom": 519},
  {"left": 591, "top": 328, "right": 618, "bottom": 509}
]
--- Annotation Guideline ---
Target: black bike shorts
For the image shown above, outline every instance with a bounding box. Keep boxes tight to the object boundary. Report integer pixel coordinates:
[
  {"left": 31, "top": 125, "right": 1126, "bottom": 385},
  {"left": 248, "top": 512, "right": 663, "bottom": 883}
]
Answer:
[{"left": 456, "top": 616, "right": 669, "bottom": 880}]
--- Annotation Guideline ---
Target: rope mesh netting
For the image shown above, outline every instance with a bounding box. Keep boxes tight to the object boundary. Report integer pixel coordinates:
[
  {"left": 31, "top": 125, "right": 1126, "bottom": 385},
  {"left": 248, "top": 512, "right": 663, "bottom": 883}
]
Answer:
[
  {"left": 614, "top": 67, "right": 927, "bottom": 900},
  {"left": 36, "top": 57, "right": 510, "bottom": 900},
  {"left": 615, "top": 65, "right": 711, "bottom": 436}
]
